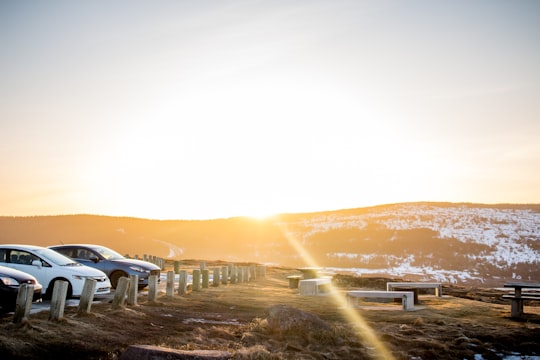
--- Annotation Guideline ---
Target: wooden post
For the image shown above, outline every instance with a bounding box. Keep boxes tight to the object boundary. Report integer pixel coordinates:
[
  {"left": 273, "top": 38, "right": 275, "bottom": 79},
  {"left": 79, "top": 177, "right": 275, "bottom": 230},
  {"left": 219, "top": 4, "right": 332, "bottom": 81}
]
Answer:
[
  {"left": 148, "top": 275, "right": 158, "bottom": 302},
  {"left": 134, "top": 254, "right": 139, "bottom": 260},
  {"left": 230, "top": 267, "right": 237, "bottom": 284},
  {"left": 238, "top": 267, "right": 244, "bottom": 283},
  {"left": 49, "top": 280, "right": 68, "bottom": 321},
  {"left": 143, "top": 254, "right": 148, "bottom": 262},
  {"left": 192, "top": 269, "right": 201, "bottom": 291},
  {"left": 213, "top": 268, "right": 220, "bottom": 287},
  {"left": 200, "top": 261, "right": 206, "bottom": 271},
  {"left": 112, "top": 276, "right": 130, "bottom": 309},
  {"left": 174, "top": 261, "right": 180, "bottom": 274},
  {"left": 13, "top": 284, "right": 34, "bottom": 323},
  {"left": 202, "top": 269, "right": 209, "bottom": 288},
  {"left": 178, "top": 270, "right": 187, "bottom": 295},
  {"left": 249, "top": 264, "right": 256, "bottom": 281},
  {"left": 221, "top": 266, "right": 228, "bottom": 285},
  {"left": 127, "top": 275, "right": 138, "bottom": 306},
  {"left": 166, "top": 271, "right": 175, "bottom": 298},
  {"left": 78, "top": 278, "right": 97, "bottom": 314},
  {"left": 257, "top": 265, "right": 266, "bottom": 278}
]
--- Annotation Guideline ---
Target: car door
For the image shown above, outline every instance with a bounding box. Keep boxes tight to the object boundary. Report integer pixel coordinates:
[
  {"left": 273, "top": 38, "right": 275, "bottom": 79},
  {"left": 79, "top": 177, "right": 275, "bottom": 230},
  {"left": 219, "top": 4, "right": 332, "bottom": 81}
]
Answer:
[
  {"left": 2, "top": 249, "right": 54, "bottom": 294},
  {"left": 63, "top": 246, "right": 111, "bottom": 276}
]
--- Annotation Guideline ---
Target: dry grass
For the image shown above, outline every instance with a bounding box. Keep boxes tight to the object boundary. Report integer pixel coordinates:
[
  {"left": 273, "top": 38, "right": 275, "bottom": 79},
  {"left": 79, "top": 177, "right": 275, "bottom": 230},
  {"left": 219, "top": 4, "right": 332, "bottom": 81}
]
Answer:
[{"left": 1, "top": 264, "right": 539, "bottom": 359}]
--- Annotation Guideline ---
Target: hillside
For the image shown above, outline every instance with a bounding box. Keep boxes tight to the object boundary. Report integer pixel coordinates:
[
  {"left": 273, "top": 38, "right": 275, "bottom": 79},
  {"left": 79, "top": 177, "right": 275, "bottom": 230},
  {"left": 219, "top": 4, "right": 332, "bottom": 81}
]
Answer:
[{"left": 1, "top": 202, "right": 539, "bottom": 286}]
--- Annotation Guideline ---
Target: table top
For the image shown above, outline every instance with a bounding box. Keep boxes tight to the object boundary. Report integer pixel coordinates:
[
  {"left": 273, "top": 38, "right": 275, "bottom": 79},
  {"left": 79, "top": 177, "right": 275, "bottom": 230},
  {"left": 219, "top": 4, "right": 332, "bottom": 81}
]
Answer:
[{"left": 504, "top": 282, "right": 540, "bottom": 289}]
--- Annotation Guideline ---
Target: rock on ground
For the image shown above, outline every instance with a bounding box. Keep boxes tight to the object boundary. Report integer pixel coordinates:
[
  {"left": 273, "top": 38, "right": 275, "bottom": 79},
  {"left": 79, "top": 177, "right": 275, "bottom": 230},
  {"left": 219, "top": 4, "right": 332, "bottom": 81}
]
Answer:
[
  {"left": 120, "top": 345, "right": 231, "bottom": 360},
  {"left": 266, "top": 304, "right": 331, "bottom": 334}
]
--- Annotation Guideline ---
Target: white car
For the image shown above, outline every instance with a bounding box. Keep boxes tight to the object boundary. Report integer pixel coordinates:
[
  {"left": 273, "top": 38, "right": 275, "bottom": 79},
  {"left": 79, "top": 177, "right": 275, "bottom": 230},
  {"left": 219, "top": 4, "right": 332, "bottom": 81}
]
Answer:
[{"left": 0, "top": 244, "right": 111, "bottom": 298}]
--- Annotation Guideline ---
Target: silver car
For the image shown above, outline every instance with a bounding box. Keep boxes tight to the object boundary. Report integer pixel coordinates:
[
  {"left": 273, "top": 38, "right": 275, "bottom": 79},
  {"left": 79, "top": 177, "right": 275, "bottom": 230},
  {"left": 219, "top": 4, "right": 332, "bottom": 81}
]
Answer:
[{"left": 49, "top": 244, "right": 160, "bottom": 289}]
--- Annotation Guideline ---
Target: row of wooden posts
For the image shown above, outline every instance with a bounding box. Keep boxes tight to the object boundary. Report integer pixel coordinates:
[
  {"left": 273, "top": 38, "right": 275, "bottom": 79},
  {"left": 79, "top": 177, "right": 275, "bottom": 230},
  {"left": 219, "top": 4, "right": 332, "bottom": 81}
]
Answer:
[
  {"left": 136, "top": 254, "right": 166, "bottom": 271},
  {"left": 12, "top": 261, "right": 266, "bottom": 324}
]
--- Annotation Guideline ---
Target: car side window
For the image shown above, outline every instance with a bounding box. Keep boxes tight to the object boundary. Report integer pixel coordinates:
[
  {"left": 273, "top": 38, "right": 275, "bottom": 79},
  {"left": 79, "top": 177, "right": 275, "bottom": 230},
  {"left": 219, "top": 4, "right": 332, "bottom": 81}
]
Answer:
[
  {"left": 10, "top": 250, "right": 34, "bottom": 265},
  {"left": 10, "top": 250, "right": 51, "bottom": 267},
  {"left": 0, "top": 249, "right": 7, "bottom": 263},
  {"left": 55, "top": 248, "right": 73, "bottom": 258},
  {"left": 76, "top": 249, "right": 93, "bottom": 260}
]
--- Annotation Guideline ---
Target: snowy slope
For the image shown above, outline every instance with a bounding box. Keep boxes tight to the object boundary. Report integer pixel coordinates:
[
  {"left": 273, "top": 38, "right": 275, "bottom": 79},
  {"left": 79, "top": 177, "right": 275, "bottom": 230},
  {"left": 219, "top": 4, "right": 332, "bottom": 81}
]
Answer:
[{"left": 276, "top": 203, "right": 540, "bottom": 285}]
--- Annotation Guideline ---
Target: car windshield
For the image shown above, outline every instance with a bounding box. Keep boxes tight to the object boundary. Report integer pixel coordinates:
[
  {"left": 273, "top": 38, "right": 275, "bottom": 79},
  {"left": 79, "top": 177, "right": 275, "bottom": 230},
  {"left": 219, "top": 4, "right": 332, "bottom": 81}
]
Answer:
[
  {"left": 34, "top": 248, "right": 81, "bottom": 266},
  {"left": 92, "top": 246, "right": 124, "bottom": 261}
]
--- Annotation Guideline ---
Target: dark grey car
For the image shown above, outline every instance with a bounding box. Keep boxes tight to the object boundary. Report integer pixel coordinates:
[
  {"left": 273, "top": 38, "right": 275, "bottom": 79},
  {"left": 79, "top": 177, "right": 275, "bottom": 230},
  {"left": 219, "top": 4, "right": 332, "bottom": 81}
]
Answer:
[
  {"left": 0, "top": 265, "right": 43, "bottom": 313},
  {"left": 49, "top": 244, "right": 160, "bottom": 289}
]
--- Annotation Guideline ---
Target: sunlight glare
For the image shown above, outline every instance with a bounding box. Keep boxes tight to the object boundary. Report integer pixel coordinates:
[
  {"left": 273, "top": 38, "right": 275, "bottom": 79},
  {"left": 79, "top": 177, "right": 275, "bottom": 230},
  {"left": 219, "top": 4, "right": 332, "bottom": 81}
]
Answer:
[
  {"left": 277, "top": 222, "right": 396, "bottom": 360},
  {"left": 246, "top": 211, "right": 278, "bottom": 221}
]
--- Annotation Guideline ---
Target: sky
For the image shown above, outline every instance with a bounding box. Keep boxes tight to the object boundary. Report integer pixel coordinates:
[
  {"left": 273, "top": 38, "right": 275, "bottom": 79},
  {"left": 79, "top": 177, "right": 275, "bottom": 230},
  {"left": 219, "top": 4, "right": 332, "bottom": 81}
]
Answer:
[{"left": 1, "top": 0, "right": 539, "bottom": 220}]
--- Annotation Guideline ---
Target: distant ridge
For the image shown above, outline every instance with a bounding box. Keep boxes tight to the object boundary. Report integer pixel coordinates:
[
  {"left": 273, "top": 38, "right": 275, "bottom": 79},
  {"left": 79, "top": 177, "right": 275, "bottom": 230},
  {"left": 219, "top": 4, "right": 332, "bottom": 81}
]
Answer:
[
  {"left": 1, "top": 202, "right": 539, "bottom": 286},
  {"left": 2, "top": 201, "right": 539, "bottom": 220}
]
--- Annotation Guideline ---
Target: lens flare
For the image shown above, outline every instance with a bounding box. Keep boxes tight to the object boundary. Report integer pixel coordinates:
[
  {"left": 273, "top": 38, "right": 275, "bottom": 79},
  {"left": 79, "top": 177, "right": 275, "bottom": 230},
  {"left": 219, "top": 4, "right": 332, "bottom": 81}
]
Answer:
[{"left": 278, "top": 222, "right": 396, "bottom": 360}]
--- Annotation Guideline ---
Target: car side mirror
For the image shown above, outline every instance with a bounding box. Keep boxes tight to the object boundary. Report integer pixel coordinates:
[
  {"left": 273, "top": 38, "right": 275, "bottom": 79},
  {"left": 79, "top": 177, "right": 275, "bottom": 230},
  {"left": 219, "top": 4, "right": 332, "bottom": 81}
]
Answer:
[
  {"left": 90, "top": 256, "right": 99, "bottom": 263},
  {"left": 31, "top": 260, "right": 42, "bottom": 268}
]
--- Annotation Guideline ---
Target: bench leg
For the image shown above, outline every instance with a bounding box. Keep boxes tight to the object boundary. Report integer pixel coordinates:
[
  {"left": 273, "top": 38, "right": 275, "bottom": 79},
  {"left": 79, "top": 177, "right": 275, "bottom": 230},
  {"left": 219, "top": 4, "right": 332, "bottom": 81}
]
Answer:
[
  {"left": 402, "top": 294, "right": 414, "bottom": 311},
  {"left": 347, "top": 296, "right": 359, "bottom": 308},
  {"left": 510, "top": 299, "right": 524, "bottom": 318}
]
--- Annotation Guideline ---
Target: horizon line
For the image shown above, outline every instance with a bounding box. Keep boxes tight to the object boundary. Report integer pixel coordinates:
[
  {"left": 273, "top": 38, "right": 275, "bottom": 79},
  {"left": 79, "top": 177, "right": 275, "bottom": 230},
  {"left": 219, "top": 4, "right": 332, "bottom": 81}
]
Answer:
[{"left": 2, "top": 201, "right": 540, "bottom": 221}]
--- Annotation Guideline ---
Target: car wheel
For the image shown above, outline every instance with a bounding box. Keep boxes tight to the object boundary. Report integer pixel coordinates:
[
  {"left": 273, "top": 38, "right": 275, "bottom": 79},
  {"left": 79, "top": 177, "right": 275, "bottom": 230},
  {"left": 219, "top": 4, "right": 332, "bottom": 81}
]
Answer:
[
  {"left": 45, "top": 279, "right": 73, "bottom": 300},
  {"left": 110, "top": 271, "right": 128, "bottom": 289}
]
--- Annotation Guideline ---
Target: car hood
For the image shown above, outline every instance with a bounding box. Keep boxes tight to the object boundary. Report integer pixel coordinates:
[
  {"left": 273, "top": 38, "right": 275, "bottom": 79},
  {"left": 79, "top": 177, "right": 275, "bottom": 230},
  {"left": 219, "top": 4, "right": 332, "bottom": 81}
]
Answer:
[
  {"left": 0, "top": 265, "right": 37, "bottom": 282},
  {"left": 113, "top": 259, "right": 160, "bottom": 270},
  {"left": 64, "top": 264, "right": 109, "bottom": 278}
]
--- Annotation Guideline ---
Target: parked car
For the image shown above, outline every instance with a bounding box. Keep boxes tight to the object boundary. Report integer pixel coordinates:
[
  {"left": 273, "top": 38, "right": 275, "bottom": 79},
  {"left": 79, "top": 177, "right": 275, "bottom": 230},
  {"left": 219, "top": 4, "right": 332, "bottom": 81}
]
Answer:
[
  {"left": 0, "top": 244, "right": 111, "bottom": 298},
  {"left": 0, "top": 265, "right": 43, "bottom": 313},
  {"left": 49, "top": 244, "right": 161, "bottom": 289}
]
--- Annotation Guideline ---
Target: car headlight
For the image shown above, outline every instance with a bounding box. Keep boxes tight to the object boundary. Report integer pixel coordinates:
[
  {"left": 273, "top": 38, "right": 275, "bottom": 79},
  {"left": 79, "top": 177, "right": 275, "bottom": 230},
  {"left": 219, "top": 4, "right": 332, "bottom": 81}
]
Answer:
[
  {"left": 129, "top": 266, "right": 147, "bottom": 273},
  {"left": 0, "top": 276, "right": 20, "bottom": 286},
  {"left": 73, "top": 275, "right": 107, "bottom": 282}
]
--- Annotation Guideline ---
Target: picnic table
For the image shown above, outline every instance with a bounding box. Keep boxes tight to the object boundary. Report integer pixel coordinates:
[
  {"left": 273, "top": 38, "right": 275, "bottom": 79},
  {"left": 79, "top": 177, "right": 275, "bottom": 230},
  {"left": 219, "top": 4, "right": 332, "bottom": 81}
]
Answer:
[
  {"left": 503, "top": 282, "right": 540, "bottom": 318},
  {"left": 296, "top": 267, "right": 323, "bottom": 280}
]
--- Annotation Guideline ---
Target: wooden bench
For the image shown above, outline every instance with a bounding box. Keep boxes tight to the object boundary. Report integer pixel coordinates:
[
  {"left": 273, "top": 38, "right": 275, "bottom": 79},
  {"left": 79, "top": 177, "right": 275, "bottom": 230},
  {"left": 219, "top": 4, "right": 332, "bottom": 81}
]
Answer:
[
  {"left": 298, "top": 278, "right": 331, "bottom": 295},
  {"left": 346, "top": 290, "right": 415, "bottom": 311},
  {"left": 386, "top": 282, "right": 443, "bottom": 297},
  {"left": 502, "top": 282, "right": 540, "bottom": 318}
]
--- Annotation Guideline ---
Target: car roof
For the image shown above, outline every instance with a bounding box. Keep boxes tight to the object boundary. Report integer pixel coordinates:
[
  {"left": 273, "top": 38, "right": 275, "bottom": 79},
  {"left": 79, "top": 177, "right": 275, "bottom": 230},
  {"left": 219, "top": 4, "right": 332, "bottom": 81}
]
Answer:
[
  {"left": 50, "top": 244, "right": 103, "bottom": 248},
  {"left": 0, "top": 244, "right": 47, "bottom": 250}
]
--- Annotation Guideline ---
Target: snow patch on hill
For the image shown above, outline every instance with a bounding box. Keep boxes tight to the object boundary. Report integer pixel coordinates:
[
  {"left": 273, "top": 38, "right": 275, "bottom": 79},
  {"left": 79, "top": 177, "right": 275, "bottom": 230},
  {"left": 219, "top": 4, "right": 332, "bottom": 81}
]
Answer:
[{"left": 281, "top": 204, "right": 540, "bottom": 284}]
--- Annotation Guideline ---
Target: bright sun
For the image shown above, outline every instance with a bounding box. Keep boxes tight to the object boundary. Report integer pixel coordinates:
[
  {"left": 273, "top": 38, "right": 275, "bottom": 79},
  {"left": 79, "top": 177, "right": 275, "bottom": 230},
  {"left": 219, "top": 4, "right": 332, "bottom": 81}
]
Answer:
[
  {"left": 248, "top": 214, "right": 274, "bottom": 221},
  {"left": 245, "top": 209, "right": 278, "bottom": 221}
]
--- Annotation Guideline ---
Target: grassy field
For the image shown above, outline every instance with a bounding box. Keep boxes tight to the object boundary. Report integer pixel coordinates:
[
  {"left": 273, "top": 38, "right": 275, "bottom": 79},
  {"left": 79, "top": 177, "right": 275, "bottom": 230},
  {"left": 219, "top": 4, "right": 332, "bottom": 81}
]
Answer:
[{"left": 1, "top": 261, "right": 539, "bottom": 359}]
